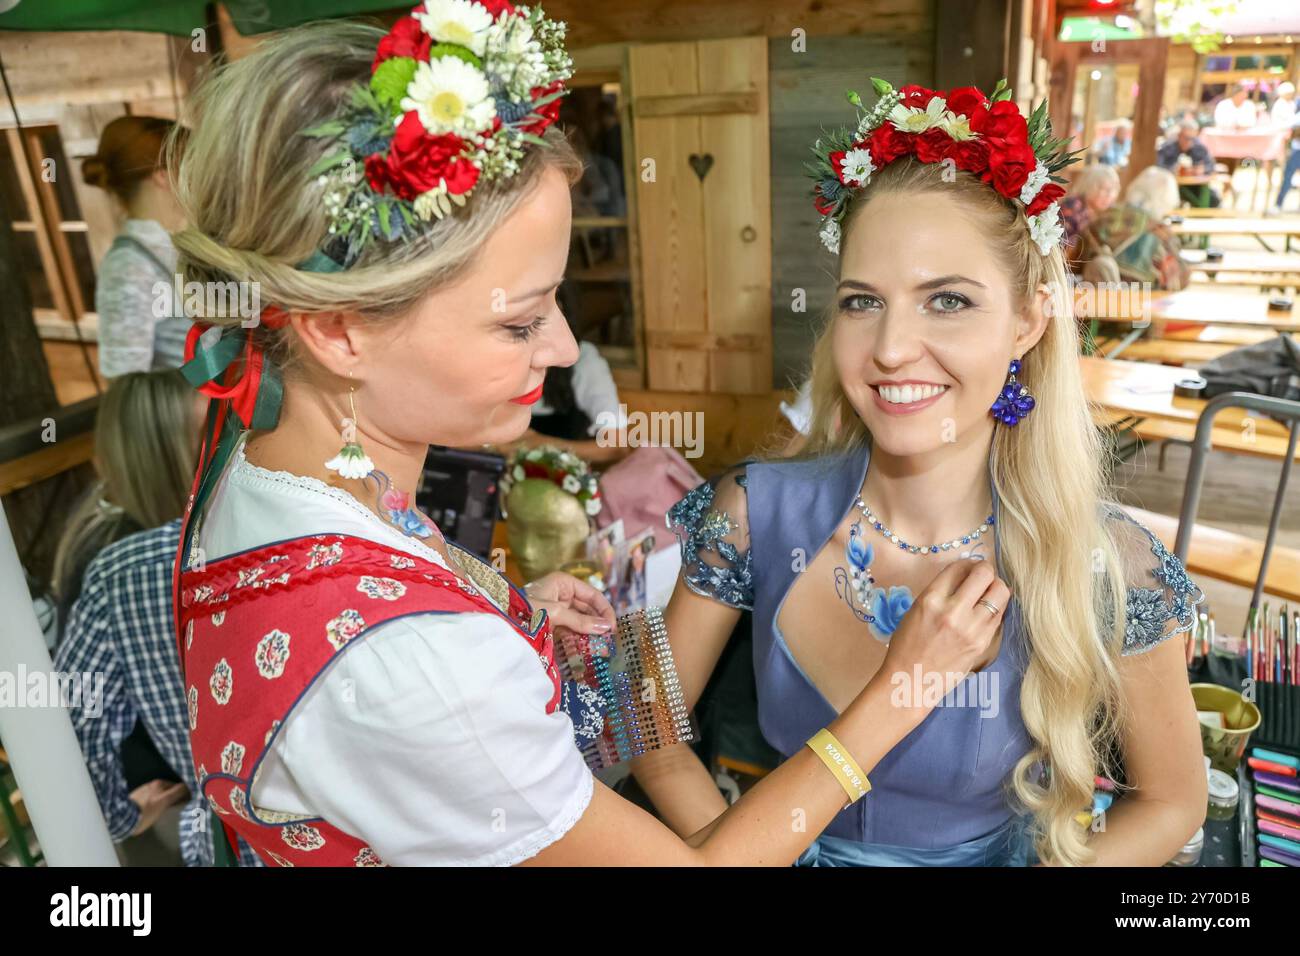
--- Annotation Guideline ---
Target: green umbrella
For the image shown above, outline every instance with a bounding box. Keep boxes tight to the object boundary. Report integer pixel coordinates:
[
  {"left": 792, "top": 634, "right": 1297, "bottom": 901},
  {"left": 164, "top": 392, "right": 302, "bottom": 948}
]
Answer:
[{"left": 0, "top": 0, "right": 403, "bottom": 37}]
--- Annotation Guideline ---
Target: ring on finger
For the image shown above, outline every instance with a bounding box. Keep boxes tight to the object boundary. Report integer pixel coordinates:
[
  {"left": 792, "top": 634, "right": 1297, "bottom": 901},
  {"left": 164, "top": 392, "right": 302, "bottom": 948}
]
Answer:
[{"left": 977, "top": 599, "right": 1000, "bottom": 616}]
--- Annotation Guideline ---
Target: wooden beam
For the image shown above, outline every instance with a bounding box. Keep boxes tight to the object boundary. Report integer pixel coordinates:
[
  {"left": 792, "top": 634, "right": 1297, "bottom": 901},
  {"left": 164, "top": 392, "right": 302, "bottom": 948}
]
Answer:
[{"left": 633, "top": 92, "right": 760, "bottom": 118}]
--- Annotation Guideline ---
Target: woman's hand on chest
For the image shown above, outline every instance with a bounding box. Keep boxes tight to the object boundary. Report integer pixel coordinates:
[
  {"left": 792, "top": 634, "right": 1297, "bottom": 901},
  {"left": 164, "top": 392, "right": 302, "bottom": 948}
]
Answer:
[{"left": 777, "top": 522, "right": 1007, "bottom": 714}]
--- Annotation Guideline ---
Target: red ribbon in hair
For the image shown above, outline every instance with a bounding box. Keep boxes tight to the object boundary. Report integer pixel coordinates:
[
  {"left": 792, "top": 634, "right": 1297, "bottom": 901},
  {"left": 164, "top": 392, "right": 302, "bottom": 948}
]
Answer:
[{"left": 182, "top": 305, "right": 291, "bottom": 429}]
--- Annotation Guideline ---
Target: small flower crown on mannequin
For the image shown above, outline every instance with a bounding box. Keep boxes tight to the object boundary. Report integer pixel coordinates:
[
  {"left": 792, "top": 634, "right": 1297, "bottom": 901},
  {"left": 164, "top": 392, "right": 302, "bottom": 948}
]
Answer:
[
  {"left": 807, "top": 78, "right": 1082, "bottom": 257},
  {"left": 500, "top": 446, "right": 603, "bottom": 517},
  {"left": 299, "top": 0, "right": 574, "bottom": 271}
]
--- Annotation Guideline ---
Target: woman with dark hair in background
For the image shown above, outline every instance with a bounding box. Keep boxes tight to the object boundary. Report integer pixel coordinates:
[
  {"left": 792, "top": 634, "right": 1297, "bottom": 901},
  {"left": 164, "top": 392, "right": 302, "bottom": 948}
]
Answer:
[{"left": 82, "top": 115, "right": 190, "bottom": 377}]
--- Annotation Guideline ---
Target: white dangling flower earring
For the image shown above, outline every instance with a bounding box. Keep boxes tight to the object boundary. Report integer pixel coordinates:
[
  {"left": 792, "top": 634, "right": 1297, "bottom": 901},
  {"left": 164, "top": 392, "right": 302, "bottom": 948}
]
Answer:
[{"left": 325, "top": 374, "right": 375, "bottom": 480}]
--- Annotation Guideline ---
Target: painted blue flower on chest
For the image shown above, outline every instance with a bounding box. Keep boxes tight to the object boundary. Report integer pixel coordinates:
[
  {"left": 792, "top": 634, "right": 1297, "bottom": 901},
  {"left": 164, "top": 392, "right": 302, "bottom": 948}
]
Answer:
[{"left": 835, "top": 521, "right": 914, "bottom": 643}]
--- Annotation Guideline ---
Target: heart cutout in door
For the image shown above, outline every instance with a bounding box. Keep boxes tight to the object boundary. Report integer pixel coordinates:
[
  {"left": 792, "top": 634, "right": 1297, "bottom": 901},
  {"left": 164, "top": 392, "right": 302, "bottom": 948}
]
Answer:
[{"left": 688, "top": 153, "right": 714, "bottom": 181}]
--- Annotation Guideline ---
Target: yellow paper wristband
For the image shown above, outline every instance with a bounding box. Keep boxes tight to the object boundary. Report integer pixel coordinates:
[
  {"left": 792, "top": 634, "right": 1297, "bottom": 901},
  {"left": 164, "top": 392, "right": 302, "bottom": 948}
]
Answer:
[{"left": 805, "top": 728, "right": 871, "bottom": 806}]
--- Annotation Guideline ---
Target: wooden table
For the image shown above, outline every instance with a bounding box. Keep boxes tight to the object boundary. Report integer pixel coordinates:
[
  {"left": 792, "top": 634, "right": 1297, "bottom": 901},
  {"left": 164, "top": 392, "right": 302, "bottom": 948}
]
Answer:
[
  {"left": 1169, "top": 217, "right": 1300, "bottom": 252},
  {"left": 1075, "top": 289, "right": 1300, "bottom": 360},
  {"left": 1181, "top": 250, "right": 1300, "bottom": 286},
  {"left": 1082, "top": 356, "right": 1297, "bottom": 458}
]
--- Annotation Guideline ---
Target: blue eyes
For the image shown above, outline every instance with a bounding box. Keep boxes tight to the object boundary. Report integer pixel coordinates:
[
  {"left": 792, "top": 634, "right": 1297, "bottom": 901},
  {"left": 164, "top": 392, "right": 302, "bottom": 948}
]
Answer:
[{"left": 838, "top": 292, "right": 974, "bottom": 314}]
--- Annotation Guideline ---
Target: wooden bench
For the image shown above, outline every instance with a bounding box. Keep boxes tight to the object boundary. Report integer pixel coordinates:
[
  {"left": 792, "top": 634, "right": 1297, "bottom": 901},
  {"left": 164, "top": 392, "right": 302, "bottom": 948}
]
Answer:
[
  {"left": 1125, "top": 507, "right": 1300, "bottom": 602},
  {"left": 1108, "top": 413, "right": 1300, "bottom": 463}
]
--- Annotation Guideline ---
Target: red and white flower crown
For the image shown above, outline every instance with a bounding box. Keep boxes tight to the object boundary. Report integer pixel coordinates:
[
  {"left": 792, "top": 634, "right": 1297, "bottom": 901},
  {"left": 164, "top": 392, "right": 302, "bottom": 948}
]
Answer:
[
  {"left": 807, "top": 78, "right": 1081, "bottom": 257},
  {"left": 301, "top": 0, "right": 573, "bottom": 270}
]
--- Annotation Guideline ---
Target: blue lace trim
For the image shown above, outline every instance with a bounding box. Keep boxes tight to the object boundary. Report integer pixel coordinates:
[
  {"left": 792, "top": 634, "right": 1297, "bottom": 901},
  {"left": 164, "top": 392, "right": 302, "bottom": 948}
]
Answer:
[
  {"left": 1106, "top": 507, "right": 1205, "bottom": 655},
  {"left": 666, "top": 474, "right": 754, "bottom": 611}
]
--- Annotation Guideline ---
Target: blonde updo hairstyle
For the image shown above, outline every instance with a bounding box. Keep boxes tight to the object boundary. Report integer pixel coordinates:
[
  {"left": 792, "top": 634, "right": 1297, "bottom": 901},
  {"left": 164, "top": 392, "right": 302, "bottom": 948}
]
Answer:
[
  {"left": 802, "top": 157, "right": 1131, "bottom": 866},
  {"left": 165, "top": 20, "right": 582, "bottom": 382}
]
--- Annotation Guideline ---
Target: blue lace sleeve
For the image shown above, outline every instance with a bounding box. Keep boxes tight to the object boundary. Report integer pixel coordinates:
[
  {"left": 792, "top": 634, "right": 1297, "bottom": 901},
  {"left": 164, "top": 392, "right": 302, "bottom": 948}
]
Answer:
[
  {"left": 666, "top": 470, "right": 754, "bottom": 611},
  {"left": 1104, "top": 505, "right": 1205, "bottom": 656}
]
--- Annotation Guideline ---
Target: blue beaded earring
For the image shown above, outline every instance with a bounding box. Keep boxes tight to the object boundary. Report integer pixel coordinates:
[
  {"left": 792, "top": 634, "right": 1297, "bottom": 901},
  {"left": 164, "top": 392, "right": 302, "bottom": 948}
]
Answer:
[{"left": 991, "top": 358, "right": 1035, "bottom": 426}]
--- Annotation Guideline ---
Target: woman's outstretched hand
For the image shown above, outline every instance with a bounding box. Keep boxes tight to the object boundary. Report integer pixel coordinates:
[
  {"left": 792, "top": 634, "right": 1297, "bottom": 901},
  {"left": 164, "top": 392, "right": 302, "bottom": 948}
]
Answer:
[
  {"left": 874, "top": 557, "right": 1009, "bottom": 717},
  {"left": 525, "top": 571, "right": 617, "bottom": 635}
]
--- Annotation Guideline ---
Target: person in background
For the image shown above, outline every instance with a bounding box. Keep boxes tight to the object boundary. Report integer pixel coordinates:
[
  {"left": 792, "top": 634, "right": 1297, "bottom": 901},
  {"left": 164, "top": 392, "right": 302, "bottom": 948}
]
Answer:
[
  {"left": 1086, "top": 166, "right": 1191, "bottom": 291},
  {"left": 51, "top": 370, "right": 200, "bottom": 644},
  {"left": 1157, "top": 118, "right": 1220, "bottom": 207},
  {"left": 1272, "top": 82, "right": 1297, "bottom": 128},
  {"left": 82, "top": 115, "right": 190, "bottom": 378},
  {"left": 1096, "top": 119, "right": 1132, "bottom": 168},
  {"left": 1213, "top": 83, "right": 1257, "bottom": 130},
  {"left": 1059, "top": 163, "right": 1120, "bottom": 266},
  {"left": 1272, "top": 101, "right": 1300, "bottom": 215},
  {"left": 52, "top": 371, "right": 260, "bottom": 866}
]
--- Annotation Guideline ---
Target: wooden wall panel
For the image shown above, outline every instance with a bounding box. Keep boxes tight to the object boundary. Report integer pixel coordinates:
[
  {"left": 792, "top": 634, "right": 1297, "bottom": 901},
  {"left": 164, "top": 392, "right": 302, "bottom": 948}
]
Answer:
[
  {"left": 545, "top": 0, "right": 932, "bottom": 48},
  {"left": 631, "top": 37, "right": 773, "bottom": 394},
  {"left": 699, "top": 37, "right": 771, "bottom": 394},
  {"left": 630, "top": 42, "right": 709, "bottom": 391},
  {"left": 767, "top": 30, "right": 935, "bottom": 390}
]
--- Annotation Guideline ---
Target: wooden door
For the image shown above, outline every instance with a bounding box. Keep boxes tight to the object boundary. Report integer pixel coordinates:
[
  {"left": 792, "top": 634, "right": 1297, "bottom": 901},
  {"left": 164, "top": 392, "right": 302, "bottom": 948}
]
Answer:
[{"left": 629, "top": 37, "right": 772, "bottom": 394}]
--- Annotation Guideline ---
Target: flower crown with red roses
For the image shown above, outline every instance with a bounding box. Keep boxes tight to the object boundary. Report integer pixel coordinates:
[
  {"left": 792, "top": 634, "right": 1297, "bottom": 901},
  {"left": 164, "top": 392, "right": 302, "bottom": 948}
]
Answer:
[
  {"left": 298, "top": 0, "right": 573, "bottom": 272},
  {"left": 807, "top": 78, "right": 1082, "bottom": 258}
]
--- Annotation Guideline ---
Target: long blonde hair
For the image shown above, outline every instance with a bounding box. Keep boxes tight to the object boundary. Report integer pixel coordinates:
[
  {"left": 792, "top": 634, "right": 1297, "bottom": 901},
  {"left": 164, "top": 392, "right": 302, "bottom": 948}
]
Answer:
[
  {"left": 165, "top": 20, "right": 582, "bottom": 373},
  {"left": 801, "top": 157, "right": 1129, "bottom": 866}
]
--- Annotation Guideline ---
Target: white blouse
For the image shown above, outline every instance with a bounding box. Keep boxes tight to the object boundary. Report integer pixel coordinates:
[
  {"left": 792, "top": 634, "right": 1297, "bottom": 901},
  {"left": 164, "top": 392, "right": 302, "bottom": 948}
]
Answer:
[{"left": 195, "top": 432, "right": 594, "bottom": 865}]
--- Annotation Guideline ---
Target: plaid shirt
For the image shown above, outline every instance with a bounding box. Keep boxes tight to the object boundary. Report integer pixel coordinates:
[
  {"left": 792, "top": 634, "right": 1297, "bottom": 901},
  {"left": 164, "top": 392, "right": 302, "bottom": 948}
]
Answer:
[{"left": 54, "top": 519, "right": 261, "bottom": 866}]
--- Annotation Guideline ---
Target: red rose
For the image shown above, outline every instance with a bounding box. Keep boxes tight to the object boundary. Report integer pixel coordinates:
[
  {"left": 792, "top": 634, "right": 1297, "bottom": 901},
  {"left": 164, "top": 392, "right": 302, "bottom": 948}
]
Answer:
[
  {"left": 1025, "top": 181, "right": 1065, "bottom": 217},
  {"left": 521, "top": 81, "right": 565, "bottom": 136},
  {"left": 372, "top": 16, "right": 432, "bottom": 71},
  {"left": 369, "top": 112, "right": 480, "bottom": 200},
  {"left": 944, "top": 86, "right": 988, "bottom": 120},
  {"left": 477, "top": 0, "right": 517, "bottom": 17},
  {"left": 897, "top": 84, "right": 938, "bottom": 109},
  {"left": 868, "top": 122, "right": 913, "bottom": 165},
  {"left": 945, "top": 137, "right": 989, "bottom": 173},
  {"left": 913, "top": 127, "right": 950, "bottom": 164},
  {"left": 973, "top": 99, "right": 1025, "bottom": 142},
  {"left": 982, "top": 138, "right": 1036, "bottom": 198}
]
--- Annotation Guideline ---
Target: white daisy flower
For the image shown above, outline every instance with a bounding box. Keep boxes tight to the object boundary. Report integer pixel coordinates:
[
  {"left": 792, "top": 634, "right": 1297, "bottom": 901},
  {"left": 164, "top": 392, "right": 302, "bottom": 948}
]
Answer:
[
  {"left": 819, "top": 217, "right": 841, "bottom": 255},
  {"left": 415, "top": 0, "right": 495, "bottom": 57},
  {"left": 888, "top": 95, "right": 949, "bottom": 133},
  {"left": 1019, "top": 161, "right": 1050, "bottom": 206},
  {"left": 325, "top": 444, "right": 374, "bottom": 480},
  {"left": 940, "top": 110, "right": 975, "bottom": 141},
  {"left": 562, "top": 474, "right": 581, "bottom": 494},
  {"left": 512, "top": 464, "right": 525, "bottom": 480},
  {"left": 840, "top": 147, "right": 875, "bottom": 188},
  {"left": 402, "top": 56, "right": 497, "bottom": 137},
  {"left": 1027, "top": 203, "right": 1064, "bottom": 257},
  {"left": 584, "top": 497, "right": 602, "bottom": 516}
]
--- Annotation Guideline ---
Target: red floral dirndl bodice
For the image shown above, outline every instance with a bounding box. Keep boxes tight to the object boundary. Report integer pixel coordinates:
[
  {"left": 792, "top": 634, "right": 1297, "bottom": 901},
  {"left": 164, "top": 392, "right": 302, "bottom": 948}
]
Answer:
[{"left": 178, "top": 532, "right": 559, "bottom": 867}]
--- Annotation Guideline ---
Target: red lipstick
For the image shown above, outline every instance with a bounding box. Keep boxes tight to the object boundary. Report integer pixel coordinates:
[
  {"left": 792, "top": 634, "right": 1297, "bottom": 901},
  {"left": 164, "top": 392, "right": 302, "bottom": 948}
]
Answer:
[{"left": 510, "top": 383, "right": 544, "bottom": 405}]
